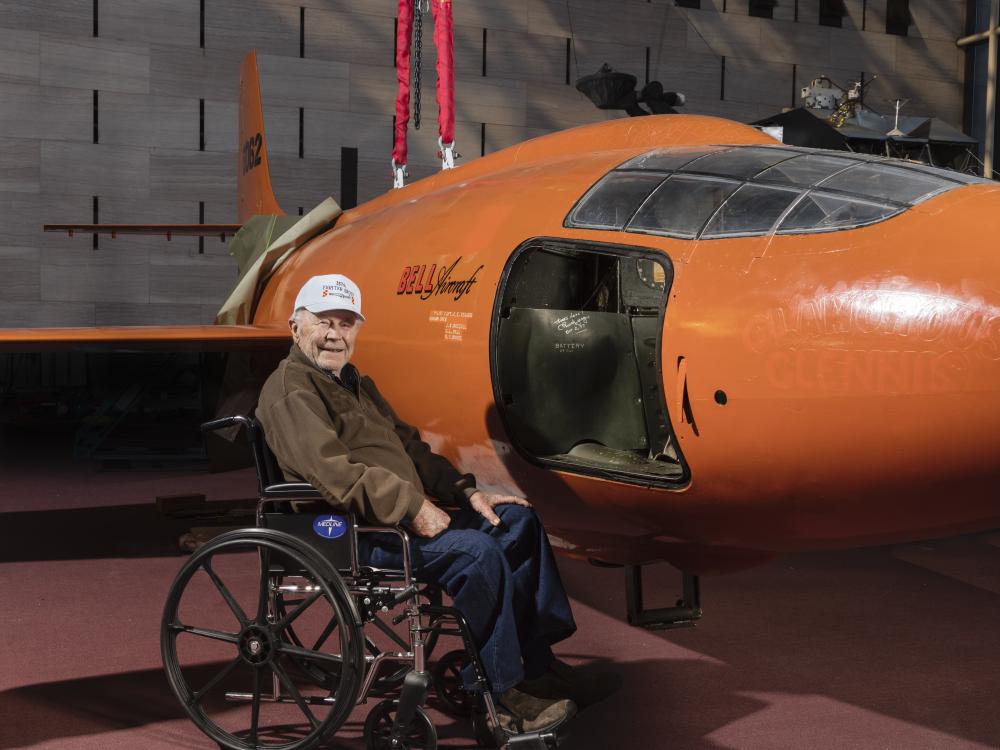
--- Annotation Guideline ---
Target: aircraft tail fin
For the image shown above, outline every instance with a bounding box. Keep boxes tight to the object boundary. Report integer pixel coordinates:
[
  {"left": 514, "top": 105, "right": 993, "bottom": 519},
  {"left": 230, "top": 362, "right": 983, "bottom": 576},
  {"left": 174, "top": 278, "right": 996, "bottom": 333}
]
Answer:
[{"left": 238, "top": 51, "right": 284, "bottom": 223}]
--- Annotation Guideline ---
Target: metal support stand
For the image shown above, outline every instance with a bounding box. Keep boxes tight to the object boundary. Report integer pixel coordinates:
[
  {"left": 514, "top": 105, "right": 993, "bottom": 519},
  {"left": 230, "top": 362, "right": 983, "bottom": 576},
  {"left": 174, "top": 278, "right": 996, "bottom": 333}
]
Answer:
[
  {"left": 625, "top": 564, "right": 701, "bottom": 629},
  {"left": 956, "top": 0, "right": 1000, "bottom": 178},
  {"left": 987, "top": 0, "right": 998, "bottom": 178}
]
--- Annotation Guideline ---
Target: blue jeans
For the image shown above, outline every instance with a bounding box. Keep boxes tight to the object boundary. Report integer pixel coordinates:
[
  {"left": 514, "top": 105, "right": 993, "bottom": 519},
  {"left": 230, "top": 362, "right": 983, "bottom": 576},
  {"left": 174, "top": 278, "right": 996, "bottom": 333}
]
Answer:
[{"left": 358, "top": 504, "right": 577, "bottom": 695}]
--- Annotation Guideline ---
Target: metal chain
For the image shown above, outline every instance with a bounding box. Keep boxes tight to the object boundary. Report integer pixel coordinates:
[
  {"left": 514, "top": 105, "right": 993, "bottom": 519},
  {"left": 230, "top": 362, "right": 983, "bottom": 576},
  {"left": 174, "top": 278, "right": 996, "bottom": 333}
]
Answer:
[
  {"left": 412, "top": 1, "right": 423, "bottom": 131},
  {"left": 564, "top": 0, "right": 579, "bottom": 84}
]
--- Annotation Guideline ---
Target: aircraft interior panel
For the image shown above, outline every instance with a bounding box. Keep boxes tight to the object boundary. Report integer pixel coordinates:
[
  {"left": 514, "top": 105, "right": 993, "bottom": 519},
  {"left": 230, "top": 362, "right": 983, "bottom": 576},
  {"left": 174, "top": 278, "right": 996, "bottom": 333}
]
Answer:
[
  {"left": 566, "top": 144, "right": 989, "bottom": 240},
  {"left": 493, "top": 241, "right": 685, "bottom": 485}
]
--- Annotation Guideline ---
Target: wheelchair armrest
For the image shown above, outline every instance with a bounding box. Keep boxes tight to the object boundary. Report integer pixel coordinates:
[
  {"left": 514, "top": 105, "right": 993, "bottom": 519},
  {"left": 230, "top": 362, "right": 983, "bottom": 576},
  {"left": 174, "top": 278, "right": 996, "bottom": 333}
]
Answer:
[
  {"left": 263, "top": 483, "right": 325, "bottom": 499},
  {"left": 355, "top": 524, "right": 415, "bottom": 586},
  {"left": 201, "top": 415, "right": 252, "bottom": 434}
]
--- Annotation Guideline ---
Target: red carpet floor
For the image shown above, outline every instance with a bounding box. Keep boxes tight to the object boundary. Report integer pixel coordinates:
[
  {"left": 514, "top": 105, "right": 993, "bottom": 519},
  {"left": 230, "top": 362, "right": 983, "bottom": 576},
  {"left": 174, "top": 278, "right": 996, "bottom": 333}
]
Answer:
[{"left": 2, "top": 449, "right": 998, "bottom": 749}]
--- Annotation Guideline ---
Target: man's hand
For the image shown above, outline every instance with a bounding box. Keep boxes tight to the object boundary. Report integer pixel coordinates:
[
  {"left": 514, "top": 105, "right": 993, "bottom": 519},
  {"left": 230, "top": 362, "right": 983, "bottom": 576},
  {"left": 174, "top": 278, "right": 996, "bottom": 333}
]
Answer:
[
  {"left": 410, "top": 498, "right": 451, "bottom": 538},
  {"left": 469, "top": 491, "right": 531, "bottom": 527}
]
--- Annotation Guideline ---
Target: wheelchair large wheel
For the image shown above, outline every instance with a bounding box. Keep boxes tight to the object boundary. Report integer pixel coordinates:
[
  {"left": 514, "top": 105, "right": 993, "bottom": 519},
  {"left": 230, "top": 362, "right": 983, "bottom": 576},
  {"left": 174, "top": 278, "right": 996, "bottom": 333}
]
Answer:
[{"left": 161, "top": 528, "right": 365, "bottom": 750}]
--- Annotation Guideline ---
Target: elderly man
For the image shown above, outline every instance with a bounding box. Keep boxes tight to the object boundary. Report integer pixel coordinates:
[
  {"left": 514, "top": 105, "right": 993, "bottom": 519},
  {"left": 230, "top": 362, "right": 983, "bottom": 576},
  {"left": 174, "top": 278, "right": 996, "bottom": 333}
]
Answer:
[{"left": 256, "top": 274, "right": 603, "bottom": 734}]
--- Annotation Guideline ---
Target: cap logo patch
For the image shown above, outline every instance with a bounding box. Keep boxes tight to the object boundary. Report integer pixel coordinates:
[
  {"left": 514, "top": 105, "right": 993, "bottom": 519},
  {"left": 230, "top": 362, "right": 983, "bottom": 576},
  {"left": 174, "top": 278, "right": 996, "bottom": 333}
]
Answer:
[{"left": 320, "top": 283, "right": 355, "bottom": 304}]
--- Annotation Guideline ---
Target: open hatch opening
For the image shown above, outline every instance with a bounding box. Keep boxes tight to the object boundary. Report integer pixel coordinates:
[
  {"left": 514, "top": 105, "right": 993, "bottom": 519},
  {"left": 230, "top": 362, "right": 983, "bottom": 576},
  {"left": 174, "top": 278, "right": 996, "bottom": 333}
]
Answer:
[{"left": 492, "top": 239, "right": 686, "bottom": 486}]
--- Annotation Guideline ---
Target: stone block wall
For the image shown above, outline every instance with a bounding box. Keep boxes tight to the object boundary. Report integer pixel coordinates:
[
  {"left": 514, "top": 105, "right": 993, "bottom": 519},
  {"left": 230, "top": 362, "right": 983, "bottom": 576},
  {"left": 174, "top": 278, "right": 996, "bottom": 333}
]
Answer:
[{"left": 0, "top": 0, "right": 967, "bottom": 327}]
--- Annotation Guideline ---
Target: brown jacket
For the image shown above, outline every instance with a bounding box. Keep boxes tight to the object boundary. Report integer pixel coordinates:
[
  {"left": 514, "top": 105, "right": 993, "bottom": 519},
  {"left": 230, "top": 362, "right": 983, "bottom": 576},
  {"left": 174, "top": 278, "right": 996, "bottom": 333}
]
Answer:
[{"left": 256, "top": 344, "right": 477, "bottom": 525}]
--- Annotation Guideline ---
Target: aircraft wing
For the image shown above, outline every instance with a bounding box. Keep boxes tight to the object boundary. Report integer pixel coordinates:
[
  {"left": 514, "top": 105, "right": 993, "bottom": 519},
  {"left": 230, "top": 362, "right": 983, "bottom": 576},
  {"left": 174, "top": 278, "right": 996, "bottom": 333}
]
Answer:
[
  {"left": 44, "top": 224, "right": 243, "bottom": 240},
  {"left": 0, "top": 325, "right": 289, "bottom": 352}
]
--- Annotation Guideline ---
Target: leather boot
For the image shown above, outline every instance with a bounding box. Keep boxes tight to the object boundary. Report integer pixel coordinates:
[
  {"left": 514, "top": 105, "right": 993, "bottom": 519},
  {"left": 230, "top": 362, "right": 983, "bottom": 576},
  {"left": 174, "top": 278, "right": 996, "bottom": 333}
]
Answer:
[{"left": 496, "top": 686, "right": 577, "bottom": 733}]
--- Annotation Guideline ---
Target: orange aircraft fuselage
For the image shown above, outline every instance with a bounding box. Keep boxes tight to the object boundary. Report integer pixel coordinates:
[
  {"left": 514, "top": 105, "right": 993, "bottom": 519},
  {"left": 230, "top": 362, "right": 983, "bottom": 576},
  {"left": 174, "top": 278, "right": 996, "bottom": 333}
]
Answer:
[{"left": 243, "top": 116, "right": 1000, "bottom": 574}]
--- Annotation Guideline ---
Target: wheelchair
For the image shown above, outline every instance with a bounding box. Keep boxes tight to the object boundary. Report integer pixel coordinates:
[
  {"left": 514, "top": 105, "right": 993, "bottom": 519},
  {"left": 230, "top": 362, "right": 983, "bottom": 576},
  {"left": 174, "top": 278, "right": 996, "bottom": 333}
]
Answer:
[{"left": 161, "top": 416, "right": 561, "bottom": 750}]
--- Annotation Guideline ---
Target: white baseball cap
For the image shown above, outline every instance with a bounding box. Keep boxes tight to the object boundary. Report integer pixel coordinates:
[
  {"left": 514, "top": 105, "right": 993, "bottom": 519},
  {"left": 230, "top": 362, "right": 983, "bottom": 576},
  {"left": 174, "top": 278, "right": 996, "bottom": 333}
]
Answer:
[{"left": 292, "top": 274, "right": 365, "bottom": 321}]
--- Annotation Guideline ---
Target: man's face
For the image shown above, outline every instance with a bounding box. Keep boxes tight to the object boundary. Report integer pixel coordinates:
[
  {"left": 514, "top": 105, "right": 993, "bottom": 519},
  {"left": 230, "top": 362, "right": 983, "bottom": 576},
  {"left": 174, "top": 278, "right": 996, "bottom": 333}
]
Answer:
[{"left": 289, "top": 309, "right": 362, "bottom": 376}]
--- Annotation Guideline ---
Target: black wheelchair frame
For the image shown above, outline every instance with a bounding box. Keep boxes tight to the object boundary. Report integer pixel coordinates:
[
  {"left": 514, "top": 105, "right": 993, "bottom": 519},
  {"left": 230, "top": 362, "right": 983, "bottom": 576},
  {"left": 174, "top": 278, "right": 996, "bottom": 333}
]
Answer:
[{"left": 161, "top": 415, "right": 553, "bottom": 750}]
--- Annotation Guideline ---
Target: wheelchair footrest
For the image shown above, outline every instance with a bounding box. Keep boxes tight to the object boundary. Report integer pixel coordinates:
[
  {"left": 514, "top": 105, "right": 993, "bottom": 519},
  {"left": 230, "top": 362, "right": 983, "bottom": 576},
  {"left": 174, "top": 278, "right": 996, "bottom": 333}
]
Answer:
[
  {"left": 224, "top": 690, "right": 336, "bottom": 706},
  {"left": 504, "top": 729, "right": 561, "bottom": 749}
]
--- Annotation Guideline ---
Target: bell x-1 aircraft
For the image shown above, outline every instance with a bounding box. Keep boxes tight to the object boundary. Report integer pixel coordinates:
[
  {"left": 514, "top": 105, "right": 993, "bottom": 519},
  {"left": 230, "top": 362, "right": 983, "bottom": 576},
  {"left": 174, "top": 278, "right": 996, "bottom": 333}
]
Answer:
[{"left": 4, "top": 52, "right": 999, "bottom": 616}]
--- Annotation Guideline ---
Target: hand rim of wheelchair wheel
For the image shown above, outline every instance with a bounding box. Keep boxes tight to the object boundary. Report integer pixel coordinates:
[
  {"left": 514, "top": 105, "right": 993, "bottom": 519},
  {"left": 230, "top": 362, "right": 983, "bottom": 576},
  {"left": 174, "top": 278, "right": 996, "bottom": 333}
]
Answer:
[
  {"left": 161, "top": 529, "right": 365, "bottom": 750},
  {"left": 364, "top": 699, "right": 438, "bottom": 750}
]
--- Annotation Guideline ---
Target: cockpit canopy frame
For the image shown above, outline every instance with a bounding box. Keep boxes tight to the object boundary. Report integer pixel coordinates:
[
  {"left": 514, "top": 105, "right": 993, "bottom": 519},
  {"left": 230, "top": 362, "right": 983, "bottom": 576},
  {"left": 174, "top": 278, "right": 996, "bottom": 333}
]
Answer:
[{"left": 565, "top": 145, "right": 990, "bottom": 240}]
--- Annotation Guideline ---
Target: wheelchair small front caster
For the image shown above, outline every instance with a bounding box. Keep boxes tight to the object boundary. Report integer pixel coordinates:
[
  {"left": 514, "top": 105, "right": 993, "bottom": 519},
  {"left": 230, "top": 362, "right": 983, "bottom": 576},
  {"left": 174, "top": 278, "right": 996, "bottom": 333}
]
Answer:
[
  {"left": 472, "top": 709, "right": 505, "bottom": 748},
  {"left": 432, "top": 649, "right": 476, "bottom": 717},
  {"left": 364, "top": 699, "right": 438, "bottom": 750}
]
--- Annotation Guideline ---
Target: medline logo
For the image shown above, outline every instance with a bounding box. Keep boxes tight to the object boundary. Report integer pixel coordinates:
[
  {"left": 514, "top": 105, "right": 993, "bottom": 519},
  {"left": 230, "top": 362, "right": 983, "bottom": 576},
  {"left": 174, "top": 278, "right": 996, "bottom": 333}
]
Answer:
[{"left": 312, "top": 515, "right": 348, "bottom": 539}]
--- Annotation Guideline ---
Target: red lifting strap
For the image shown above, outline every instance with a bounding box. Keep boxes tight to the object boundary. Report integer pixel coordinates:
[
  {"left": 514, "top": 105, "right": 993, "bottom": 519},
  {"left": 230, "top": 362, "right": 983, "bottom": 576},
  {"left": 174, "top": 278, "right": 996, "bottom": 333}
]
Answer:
[
  {"left": 432, "top": 0, "right": 455, "bottom": 147},
  {"left": 393, "top": 0, "right": 414, "bottom": 167},
  {"left": 393, "top": 0, "right": 455, "bottom": 181}
]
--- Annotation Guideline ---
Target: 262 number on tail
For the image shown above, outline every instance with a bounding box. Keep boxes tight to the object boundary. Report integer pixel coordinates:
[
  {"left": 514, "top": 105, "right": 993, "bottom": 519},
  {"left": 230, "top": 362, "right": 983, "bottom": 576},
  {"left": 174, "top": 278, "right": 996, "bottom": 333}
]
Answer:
[{"left": 242, "top": 133, "right": 262, "bottom": 175}]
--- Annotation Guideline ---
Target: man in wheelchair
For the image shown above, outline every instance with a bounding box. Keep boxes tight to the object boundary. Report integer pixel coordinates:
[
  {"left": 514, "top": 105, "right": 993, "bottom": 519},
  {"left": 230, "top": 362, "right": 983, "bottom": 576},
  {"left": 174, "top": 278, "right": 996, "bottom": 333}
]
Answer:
[{"left": 253, "top": 274, "right": 605, "bottom": 736}]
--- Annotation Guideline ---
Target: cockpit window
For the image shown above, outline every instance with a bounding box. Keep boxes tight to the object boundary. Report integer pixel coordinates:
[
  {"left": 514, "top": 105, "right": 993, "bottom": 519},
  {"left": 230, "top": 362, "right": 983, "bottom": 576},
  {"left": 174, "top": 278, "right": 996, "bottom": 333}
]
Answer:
[
  {"left": 679, "top": 146, "right": 797, "bottom": 179},
  {"left": 629, "top": 176, "right": 740, "bottom": 238},
  {"left": 900, "top": 162, "right": 987, "bottom": 184},
  {"left": 566, "top": 145, "right": 990, "bottom": 239},
  {"left": 702, "top": 184, "right": 800, "bottom": 237},
  {"left": 568, "top": 172, "right": 665, "bottom": 229},
  {"left": 756, "top": 153, "right": 856, "bottom": 186},
  {"left": 619, "top": 146, "right": 726, "bottom": 172},
  {"left": 778, "top": 192, "right": 899, "bottom": 232},
  {"left": 816, "top": 163, "right": 952, "bottom": 204}
]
